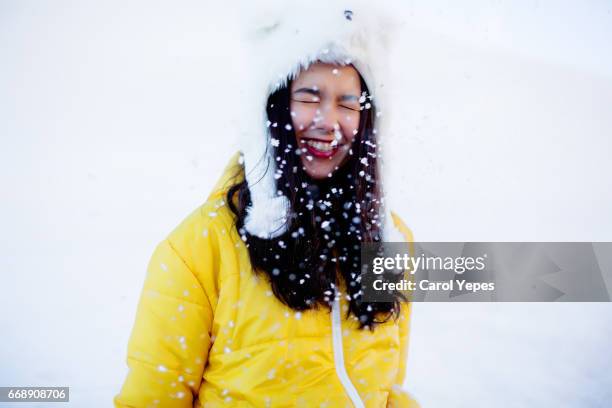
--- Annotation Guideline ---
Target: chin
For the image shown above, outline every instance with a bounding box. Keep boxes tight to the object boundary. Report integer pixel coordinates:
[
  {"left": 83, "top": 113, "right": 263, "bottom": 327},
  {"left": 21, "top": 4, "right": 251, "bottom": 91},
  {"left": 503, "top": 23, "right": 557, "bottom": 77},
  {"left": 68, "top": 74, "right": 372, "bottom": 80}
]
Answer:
[
  {"left": 302, "top": 157, "right": 347, "bottom": 180},
  {"left": 300, "top": 161, "right": 326, "bottom": 178}
]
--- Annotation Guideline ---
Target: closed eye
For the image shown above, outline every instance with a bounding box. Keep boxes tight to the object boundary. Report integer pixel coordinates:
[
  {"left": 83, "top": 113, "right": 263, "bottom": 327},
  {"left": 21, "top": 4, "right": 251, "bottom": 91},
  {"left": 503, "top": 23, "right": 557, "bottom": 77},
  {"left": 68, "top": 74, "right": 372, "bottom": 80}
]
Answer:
[
  {"left": 340, "top": 105, "right": 360, "bottom": 112},
  {"left": 292, "top": 98, "right": 319, "bottom": 104}
]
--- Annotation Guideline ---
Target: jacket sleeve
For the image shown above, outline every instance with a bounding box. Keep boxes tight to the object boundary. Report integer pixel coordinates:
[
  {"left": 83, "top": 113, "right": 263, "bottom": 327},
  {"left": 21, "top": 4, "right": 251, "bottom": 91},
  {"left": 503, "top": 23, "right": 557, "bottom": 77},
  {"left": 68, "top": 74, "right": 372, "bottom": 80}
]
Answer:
[
  {"left": 387, "top": 301, "right": 420, "bottom": 408},
  {"left": 387, "top": 211, "right": 421, "bottom": 408},
  {"left": 114, "top": 238, "right": 214, "bottom": 407}
]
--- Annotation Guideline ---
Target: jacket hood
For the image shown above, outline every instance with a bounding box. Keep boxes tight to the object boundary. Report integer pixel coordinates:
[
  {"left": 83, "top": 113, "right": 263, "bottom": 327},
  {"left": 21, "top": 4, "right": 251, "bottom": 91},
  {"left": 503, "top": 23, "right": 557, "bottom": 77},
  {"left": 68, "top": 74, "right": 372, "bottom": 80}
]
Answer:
[{"left": 235, "top": 0, "right": 406, "bottom": 241}]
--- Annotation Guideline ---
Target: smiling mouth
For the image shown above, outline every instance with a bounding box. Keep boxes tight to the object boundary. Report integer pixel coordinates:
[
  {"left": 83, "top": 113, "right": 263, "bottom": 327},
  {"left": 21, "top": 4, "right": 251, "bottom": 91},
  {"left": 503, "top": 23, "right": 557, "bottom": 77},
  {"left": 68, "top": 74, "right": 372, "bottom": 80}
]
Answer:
[
  {"left": 305, "top": 139, "right": 336, "bottom": 151},
  {"left": 300, "top": 138, "right": 344, "bottom": 158}
]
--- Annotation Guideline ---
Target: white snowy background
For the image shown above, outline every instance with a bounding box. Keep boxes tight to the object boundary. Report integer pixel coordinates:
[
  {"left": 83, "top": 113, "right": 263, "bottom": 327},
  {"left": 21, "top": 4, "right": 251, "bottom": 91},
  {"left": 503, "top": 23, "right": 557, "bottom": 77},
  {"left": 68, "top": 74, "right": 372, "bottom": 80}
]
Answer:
[{"left": 1, "top": 0, "right": 612, "bottom": 407}]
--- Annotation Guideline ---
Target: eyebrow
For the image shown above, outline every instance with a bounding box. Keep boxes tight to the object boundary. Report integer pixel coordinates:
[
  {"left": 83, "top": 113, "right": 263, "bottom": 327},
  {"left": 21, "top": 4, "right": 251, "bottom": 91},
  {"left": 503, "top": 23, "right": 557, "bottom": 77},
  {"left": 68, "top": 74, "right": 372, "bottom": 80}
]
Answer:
[{"left": 293, "top": 87, "right": 360, "bottom": 102}]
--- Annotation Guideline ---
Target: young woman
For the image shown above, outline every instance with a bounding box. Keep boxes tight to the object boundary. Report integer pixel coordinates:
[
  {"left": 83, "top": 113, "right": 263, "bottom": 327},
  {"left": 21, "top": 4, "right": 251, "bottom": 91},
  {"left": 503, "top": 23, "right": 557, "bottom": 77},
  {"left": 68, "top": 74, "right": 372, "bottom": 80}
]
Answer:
[{"left": 115, "top": 4, "right": 418, "bottom": 407}]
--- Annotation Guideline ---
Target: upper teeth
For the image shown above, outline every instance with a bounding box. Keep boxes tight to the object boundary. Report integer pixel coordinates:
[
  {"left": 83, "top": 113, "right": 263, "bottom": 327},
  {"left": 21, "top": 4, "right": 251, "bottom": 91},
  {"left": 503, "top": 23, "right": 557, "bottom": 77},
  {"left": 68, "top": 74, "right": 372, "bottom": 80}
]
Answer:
[{"left": 306, "top": 140, "right": 334, "bottom": 152}]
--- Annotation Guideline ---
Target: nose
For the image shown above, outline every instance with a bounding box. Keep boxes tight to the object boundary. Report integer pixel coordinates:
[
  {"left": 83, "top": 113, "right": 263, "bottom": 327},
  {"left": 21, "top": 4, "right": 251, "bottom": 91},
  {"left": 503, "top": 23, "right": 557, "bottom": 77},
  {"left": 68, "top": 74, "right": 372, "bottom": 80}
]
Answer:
[{"left": 313, "top": 102, "right": 340, "bottom": 135}]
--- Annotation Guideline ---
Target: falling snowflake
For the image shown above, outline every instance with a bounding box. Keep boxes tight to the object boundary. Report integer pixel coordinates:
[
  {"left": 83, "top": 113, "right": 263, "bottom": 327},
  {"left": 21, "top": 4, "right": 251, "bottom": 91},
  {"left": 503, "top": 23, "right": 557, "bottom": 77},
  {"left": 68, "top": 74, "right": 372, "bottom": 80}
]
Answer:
[{"left": 266, "top": 368, "right": 277, "bottom": 380}]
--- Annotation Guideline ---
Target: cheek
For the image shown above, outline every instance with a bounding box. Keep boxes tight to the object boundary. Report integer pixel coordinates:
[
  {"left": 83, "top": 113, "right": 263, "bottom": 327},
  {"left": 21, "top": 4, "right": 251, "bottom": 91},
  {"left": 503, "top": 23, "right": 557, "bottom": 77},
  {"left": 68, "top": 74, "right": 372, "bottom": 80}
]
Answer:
[
  {"left": 290, "top": 104, "right": 315, "bottom": 134},
  {"left": 339, "top": 112, "right": 360, "bottom": 143}
]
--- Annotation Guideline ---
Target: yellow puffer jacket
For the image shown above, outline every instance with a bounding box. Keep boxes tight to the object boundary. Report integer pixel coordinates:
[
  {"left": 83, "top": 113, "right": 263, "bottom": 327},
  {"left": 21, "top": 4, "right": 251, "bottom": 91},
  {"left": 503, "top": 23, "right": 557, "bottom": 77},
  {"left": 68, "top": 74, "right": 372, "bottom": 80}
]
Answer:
[{"left": 114, "top": 153, "right": 419, "bottom": 408}]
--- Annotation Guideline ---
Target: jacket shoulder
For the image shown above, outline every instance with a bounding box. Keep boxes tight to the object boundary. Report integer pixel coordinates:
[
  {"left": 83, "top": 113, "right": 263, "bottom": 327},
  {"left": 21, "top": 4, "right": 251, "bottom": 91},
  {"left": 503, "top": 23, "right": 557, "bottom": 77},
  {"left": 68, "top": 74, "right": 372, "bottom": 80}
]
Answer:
[
  {"left": 166, "top": 151, "right": 244, "bottom": 255},
  {"left": 165, "top": 192, "right": 240, "bottom": 273},
  {"left": 160, "top": 153, "right": 245, "bottom": 295}
]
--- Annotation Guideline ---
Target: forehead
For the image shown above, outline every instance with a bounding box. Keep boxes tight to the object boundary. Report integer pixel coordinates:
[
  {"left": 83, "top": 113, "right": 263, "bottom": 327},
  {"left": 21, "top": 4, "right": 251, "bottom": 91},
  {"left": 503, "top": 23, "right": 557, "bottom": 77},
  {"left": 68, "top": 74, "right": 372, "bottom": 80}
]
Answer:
[{"left": 291, "top": 62, "right": 361, "bottom": 93}]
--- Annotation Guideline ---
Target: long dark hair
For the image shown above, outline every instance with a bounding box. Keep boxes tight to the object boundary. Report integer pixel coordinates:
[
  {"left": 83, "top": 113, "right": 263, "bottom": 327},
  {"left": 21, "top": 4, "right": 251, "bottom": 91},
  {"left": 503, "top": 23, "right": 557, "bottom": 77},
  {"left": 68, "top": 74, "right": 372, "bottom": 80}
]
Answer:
[{"left": 227, "top": 71, "right": 402, "bottom": 330}]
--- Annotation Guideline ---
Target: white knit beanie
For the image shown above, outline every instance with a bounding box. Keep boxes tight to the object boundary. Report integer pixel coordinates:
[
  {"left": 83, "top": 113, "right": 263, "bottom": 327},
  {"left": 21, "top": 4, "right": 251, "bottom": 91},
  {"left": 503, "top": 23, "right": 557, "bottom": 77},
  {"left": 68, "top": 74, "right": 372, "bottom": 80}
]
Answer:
[{"left": 235, "top": 0, "right": 405, "bottom": 242}]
